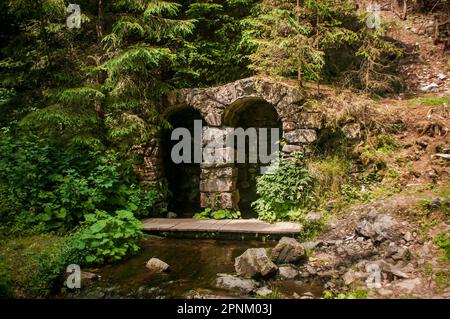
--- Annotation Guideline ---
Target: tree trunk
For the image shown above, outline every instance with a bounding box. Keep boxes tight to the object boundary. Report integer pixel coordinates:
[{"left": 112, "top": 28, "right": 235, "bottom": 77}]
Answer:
[
  {"left": 298, "top": 65, "right": 302, "bottom": 87},
  {"left": 97, "top": 0, "right": 104, "bottom": 45},
  {"left": 94, "top": 0, "right": 105, "bottom": 119},
  {"left": 316, "top": 13, "right": 320, "bottom": 95},
  {"left": 296, "top": 0, "right": 302, "bottom": 87}
]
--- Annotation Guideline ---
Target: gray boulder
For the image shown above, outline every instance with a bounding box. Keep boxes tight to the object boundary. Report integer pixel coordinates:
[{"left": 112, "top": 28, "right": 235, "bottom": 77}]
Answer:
[
  {"left": 394, "top": 278, "right": 422, "bottom": 293},
  {"left": 342, "top": 123, "right": 361, "bottom": 140},
  {"left": 369, "top": 260, "right": 410, "bottom": 279},
  {"left": 278, "top": 266, "right": 299, "bottom": 280},
  {"left": 81, "top": 271, "right": 99, "bottom": 282},
  {"left": 255, "top": 287, "right": 273, "bottom": 297},
  {"left": 216, "top": 274, "right": 258, "bottom": 293},
  {"left": 356, "top": 212, "right": 398, "bottom": 242},
  {"left": 145, "top": 258, "right": 169, "bottom": 272},
  {"left": 342, "top": 269, "right": 366, "bottom": 286},
  {"left": 235, "top": 248, "right": 278, "bottom": 278},
  {"left": 271, "top": 237, "right": 306, "bottom": 264},
  {"left": 167, "top": 212, "right": 177, "bottom": 218}
]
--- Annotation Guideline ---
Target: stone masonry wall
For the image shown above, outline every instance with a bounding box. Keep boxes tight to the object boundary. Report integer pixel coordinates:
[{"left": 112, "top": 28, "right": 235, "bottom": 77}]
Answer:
[{"left": 135, "top": 77, "right": 323, "bottom": 213}]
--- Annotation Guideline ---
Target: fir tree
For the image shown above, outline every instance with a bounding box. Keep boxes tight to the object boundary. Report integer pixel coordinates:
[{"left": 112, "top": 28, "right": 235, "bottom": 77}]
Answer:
[{"left": 242, "top": 0, "right": 325, "bottom": 86}]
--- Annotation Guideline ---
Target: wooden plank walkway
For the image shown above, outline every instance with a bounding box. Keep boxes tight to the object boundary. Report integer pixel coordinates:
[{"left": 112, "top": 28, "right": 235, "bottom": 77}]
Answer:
[{"left": 141, "top": 218, "right": 302, "bottom": 235}]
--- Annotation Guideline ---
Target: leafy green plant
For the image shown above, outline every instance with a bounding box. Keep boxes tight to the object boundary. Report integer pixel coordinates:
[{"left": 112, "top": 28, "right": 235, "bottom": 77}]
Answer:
[
  {"left": 434, "top": 232, "right": 450, "bottom": 261},
  {"left": 435, "top": 270, "right": 450, "bottom": 288},
  {"left": 408, "top": 95, "right": 450, "bottom": 107},
  {"left": 193, "top": 208, "right": 241, "bottom": 220},
  {"left": 252, "top": 153, "right": 314, "bottom": 222},
  {"left": 0, "top": 130, "right": 157, "bottom": 233},
  {"left": 74, "top": 210, "right": 143, "bottom": 265},
  {"left": 298, "top": 216, "right": 327, "bottom": 242},
  {"left": 24, "top": 236, "right": 86, "bottom": 297}
]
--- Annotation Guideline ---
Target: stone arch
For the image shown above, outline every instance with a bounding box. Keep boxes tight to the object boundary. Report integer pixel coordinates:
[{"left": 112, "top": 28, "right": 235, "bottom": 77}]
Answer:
[
  {"left": 161, "top": 106, "right": 206, "bottom": 216},
  {"left": 164, "top": 77, "right": 306, "bottom": 127},
  {"left": 135, "top": 77, "right": 324, "bottom": 217},
  {"left": 222, "top": 97, "right": 282, "bottom": 217}
]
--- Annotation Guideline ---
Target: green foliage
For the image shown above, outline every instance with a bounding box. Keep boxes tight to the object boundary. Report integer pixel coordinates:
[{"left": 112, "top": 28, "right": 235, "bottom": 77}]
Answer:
[
  {"left": 309, "top": 155, "right": 351, "bottom": 209},
  {"left": 359, "top": 134, "right": 398, "bottom": 169},
  {"left": 98, "top": 1, "right": 195, "bottom": 148},
  {"left": 252, "top": 153, "right": 314, "bottom": 222},
  {"left": 0, "top": 128, "right": 156, "bottom": 233},
  {"left": 346, "top": 18, "right": 403, "bottom": 93},
  {"left": 323, "top": 289, "right": 368, "bottom": 299},
  {"left": 408, "top": 95, "right": 450, "bottom": 107},
  {"left": 193, "top": 208, "right": 241, "bottom": 220},
  {"left": 73, "top": 210, "right": 143, "bottom": 265},
  {"left": 174, "top": 0, "right": 255, "bottom": 86},
  {"left": 242, "top": 0, "right": 403, "bottom": 92},
  {"left": 1, "top": 219, "right": 140, "bottom": 298},
  {"left": 0, "top": 257, "right": 13, "bottom": 298},
  {"left": 4, "top": 233, "right": 86, "bottom": 298},
  {"left": 26, "top": 237, "right": 86, "bottom": 297},
  {"left": 297, "top": 215, "right": 327, "bottom": 242},
  {"left": 434, "top": 232, "right": 450, "bottom": 261},
  {"left": 242, "top": 0, "right": 325, "bottom": 83}
]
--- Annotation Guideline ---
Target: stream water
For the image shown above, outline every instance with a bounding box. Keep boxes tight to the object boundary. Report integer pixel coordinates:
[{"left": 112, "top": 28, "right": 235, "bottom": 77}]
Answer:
[{"left": 63, "top": 238, "right": 323, "bottom": 299}]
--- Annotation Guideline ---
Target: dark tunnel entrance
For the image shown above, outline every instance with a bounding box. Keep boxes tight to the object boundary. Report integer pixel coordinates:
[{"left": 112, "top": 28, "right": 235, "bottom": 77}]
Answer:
[
  {"left": 162, "top": 107, "right": 205, "bottom": 217},
  {"left": 223, "top": 98, "right": 282, "bottom": 218}
]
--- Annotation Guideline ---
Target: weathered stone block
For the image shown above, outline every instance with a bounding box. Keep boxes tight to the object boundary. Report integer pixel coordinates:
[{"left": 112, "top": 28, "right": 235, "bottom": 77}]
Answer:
[
  {"left": 143, "top": 156, "right": 162, "bottom": 167},
  {"left": 200, "top": 177, "right": 236, "bottom": 192},
  {"left": 282, "top": 121, "right": 297, "bottom": 132},
  {"left": 295, "top": 112, "right": 323, "bottom": 129},
  {"left": 205, "top": 113, "right": 222, "bottom": 127},
  {"left": 271, "top": 237, "right": 306, "bottom": 264},
  {"left": 200, "top": 167, "right": 237, "bottom": 180},
  {"left": 282, "top": 144, "right": 305, "bottom": 154},
  {"left": 342, "top": 123, "right": 361, "bottom": 140},
  {"left": 283, "top": 129, "right": 317, "bottom": 144},
  {"left": 277, "top": 92, "right": 304, "bottom": 110},
  {"left": 216, "top": 275, "right": 257, "bottom": 293},
  {"left": 202, "top": 127, "right": 233, "bottom": 147},
  {"left": 235, "top": 248, "right": 278, "bottom": 278},
  {"left": 202, "top": 147, "right": 235, "bottom": 166},
  {"left": 200, "top": 191, "right": 239, "bottom": 210}
]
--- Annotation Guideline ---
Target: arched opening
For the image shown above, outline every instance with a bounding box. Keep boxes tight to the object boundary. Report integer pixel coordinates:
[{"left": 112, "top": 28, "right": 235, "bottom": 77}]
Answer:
[
  {"left": 223, "top": 98, "right": 282, "bottom": 218},
  {"left": 162, "top": 106, "right": 205, "bottom": 217}
]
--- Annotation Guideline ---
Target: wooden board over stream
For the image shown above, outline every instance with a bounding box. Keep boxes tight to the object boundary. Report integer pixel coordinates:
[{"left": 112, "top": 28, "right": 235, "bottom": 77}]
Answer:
[{"left": 142, "top": 218, "right": 302, "bottom": 235}]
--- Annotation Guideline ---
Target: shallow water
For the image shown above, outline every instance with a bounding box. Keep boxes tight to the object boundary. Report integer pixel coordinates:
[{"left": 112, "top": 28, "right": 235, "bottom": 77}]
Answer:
[{"left": 64, "top": 238, "right": 323, "bottom": 299}]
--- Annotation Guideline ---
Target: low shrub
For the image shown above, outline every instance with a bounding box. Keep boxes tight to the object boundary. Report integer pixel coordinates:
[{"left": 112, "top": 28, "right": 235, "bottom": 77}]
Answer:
[
  {"left": 252, "top": 153, "right": 314, "bottom": 222},
  {"left": 434, "top": 231, "right": 450, "bottom": 261},
  {"left": 7, "top": 210, "right": 142, "bottom": 298},
  {"left": 25, "top": 236, "right": 87, "bottom": 297},
  {"left": 193, "top": 208, "right": 241, "bottom": 220},
  {"left": 0, "top": 129, "right": 157, "bottom": 233},
  {"left": 73, "top": 210, "right": 143, "bottom": 265}
]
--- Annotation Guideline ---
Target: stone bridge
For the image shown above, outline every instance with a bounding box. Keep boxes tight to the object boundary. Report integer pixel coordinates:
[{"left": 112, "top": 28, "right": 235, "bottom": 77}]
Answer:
[{"left": 133, "top": 77, "right": 323, "bottom": 217}]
